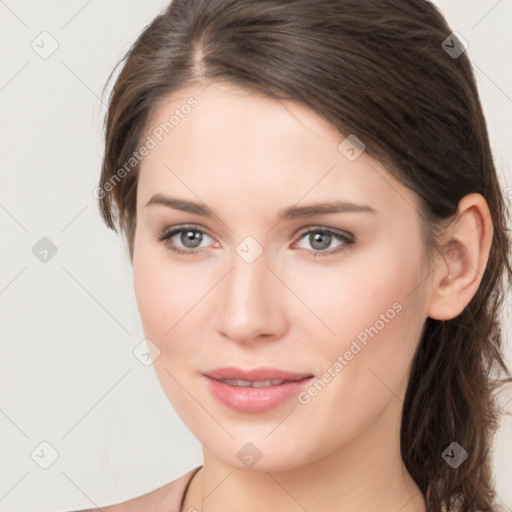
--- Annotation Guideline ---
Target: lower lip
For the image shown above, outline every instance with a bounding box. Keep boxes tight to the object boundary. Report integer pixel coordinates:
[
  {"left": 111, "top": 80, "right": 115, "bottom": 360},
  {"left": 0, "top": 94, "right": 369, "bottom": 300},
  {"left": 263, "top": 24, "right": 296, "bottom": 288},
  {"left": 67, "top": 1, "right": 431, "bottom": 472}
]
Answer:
[{"left": 205, "top": 376, "right": 314, "bottom": 413}]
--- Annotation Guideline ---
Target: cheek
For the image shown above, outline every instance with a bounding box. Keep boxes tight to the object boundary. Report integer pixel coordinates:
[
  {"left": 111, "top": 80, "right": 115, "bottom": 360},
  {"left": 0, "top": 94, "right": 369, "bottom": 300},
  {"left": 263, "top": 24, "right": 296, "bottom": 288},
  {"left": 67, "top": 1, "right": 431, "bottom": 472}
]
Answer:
[
  {"left": 132, "top": 247, "right": 205, "bottom": 409},
  {"left": 132, "top": 240, "right": 213, "bottom": 357},
  {"left": 133, "top": 240, "right": 175, "bottom": 345},
  {"left": 286, "top": 236, "right": 427, "bottom": 347},
  {"left": 295, "top": 240, "right": 428, "bottom": 428}
]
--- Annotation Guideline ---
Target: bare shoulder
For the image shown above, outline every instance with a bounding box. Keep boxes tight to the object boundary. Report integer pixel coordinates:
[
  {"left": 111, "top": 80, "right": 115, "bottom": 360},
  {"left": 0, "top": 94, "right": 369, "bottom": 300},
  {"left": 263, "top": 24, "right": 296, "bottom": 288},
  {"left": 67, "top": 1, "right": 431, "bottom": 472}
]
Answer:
[{"left": 68, "top": 466, "right": 201, "bottom": 512}]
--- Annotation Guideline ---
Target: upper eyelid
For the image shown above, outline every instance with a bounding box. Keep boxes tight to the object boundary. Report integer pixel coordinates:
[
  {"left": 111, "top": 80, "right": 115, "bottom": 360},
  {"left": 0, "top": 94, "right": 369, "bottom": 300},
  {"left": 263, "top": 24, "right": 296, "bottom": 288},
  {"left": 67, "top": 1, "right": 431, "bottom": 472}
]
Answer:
[{"left": 160, "top": 224, "right": 214, "bottom": 241}]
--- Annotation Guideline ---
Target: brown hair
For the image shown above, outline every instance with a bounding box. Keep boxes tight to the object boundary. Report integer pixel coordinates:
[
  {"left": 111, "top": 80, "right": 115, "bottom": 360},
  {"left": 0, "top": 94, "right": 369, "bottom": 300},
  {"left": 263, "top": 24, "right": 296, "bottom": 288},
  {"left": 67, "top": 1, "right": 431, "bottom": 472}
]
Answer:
[{"left": 97, "top": 1, "right": 512, "bottom": 510}]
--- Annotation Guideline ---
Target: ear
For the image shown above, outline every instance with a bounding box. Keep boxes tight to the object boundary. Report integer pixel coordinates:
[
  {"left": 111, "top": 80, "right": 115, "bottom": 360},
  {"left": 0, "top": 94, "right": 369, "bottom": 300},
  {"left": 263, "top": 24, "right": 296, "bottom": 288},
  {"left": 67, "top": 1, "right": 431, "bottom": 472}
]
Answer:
[{"left": 427, "top": 193, "right": 493, "bottom": 320}]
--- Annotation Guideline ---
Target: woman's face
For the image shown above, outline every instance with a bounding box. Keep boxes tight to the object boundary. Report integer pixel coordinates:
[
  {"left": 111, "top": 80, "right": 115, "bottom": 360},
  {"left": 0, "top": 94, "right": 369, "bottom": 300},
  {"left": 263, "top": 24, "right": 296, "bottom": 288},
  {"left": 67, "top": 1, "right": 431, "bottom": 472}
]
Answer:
[{"left": 132, "top": 81, "right": 433, "bottom": 471}]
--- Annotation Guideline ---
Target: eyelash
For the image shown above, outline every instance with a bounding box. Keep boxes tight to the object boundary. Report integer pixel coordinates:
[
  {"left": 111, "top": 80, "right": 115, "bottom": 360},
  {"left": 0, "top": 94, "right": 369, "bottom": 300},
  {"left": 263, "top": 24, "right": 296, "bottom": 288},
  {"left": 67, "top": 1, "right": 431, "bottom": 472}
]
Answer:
[{"left": 156, "top": 224, "right": 355, "bottom": 258}]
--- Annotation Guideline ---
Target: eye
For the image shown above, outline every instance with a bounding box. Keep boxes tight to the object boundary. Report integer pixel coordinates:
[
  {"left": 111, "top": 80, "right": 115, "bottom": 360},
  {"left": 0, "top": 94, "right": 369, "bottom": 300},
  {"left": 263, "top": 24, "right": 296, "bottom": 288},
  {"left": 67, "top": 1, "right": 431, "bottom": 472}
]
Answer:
[
  {"left": 157, "top": 225, "right": 215, "bottom": 256},
  {"left": 156, "top": 225, "right": 355, "bottom": 258},
  {"left": 292, "top": 227, "right": 355, "bottom": 257}
]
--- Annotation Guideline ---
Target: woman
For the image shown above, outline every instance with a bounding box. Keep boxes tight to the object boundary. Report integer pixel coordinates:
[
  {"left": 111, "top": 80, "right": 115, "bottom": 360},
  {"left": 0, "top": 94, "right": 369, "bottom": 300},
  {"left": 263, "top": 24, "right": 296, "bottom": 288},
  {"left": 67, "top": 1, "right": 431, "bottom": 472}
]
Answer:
[{"left": 78, "top": 0, "right": 512, "bottom": 510}]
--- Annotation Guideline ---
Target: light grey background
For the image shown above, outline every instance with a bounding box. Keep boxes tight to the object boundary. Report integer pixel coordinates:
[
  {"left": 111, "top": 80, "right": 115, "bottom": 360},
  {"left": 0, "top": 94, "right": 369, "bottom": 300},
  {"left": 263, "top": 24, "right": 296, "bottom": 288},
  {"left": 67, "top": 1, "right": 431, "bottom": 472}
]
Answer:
[{"left": 1, "top": 1, "right": 511, "bottom": 511}]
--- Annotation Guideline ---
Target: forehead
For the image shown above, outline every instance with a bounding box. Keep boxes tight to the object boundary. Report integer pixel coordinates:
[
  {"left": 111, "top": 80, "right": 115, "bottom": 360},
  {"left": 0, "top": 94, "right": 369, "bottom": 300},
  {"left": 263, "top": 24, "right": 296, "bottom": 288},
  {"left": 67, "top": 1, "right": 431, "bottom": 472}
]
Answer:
[{"left": 137, "top": 82, "right": 420, "bottom": 219}]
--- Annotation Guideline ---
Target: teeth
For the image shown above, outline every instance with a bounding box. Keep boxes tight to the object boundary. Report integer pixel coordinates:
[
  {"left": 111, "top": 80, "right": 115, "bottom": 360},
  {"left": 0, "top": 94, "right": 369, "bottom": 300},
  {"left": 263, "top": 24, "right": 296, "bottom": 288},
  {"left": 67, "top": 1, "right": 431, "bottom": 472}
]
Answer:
[{"left": 219, "top": 378, "right": 286, "bottom": 387}]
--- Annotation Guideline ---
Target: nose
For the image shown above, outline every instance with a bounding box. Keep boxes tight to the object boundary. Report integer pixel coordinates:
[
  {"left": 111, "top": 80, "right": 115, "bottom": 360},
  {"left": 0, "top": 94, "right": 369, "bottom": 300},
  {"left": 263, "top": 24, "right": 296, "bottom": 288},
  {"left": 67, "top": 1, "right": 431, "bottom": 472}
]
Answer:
[{"left": 214, "top": 249, "right": 289, "bottom": 345}]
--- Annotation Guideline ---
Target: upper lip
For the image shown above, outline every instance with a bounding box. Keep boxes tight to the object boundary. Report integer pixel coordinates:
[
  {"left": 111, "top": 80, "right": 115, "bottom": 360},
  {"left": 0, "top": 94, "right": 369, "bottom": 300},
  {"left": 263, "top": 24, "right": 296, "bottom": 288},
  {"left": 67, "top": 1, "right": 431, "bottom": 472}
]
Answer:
[{"left": 203, "top": 367, "right": 313, "bottom": 382}]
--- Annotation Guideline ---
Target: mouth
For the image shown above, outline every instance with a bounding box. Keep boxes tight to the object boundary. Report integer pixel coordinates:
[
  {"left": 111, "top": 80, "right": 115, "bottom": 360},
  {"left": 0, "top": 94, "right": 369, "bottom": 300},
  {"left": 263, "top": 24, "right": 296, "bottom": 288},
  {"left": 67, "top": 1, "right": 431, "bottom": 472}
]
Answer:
[
  {"left": 203, "top": 367, "right": 314, "bottom": 413},
  {"left": 214, "top": 378, "right": 305, "bottom": 388}
]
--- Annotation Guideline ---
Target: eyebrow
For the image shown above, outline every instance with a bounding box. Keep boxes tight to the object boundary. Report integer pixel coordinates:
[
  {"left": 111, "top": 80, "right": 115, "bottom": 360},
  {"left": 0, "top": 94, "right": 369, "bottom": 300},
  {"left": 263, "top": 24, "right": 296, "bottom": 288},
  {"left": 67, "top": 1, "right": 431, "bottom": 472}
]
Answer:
[{"left": 144, "top": 193, "right": 378, "bottom": 220}]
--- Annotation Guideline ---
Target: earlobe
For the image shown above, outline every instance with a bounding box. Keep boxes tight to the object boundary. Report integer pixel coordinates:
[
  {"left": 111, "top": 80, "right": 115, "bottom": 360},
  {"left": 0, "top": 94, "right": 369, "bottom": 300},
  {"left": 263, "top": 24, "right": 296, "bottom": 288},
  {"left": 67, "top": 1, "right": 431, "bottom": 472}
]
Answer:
[{"left": 427, "top": 193, "right": 493, "bottom": 321}]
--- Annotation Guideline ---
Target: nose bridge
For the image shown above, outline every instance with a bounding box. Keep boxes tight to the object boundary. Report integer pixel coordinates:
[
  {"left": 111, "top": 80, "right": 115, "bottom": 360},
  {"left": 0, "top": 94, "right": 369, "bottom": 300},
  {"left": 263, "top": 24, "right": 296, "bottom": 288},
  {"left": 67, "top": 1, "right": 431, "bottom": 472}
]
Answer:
[
  {"left": 215, "top": 243, "right": 286, "bottom": 341},
  {"left": 225, "top": 247, "right": 274, "bottom": 314}
]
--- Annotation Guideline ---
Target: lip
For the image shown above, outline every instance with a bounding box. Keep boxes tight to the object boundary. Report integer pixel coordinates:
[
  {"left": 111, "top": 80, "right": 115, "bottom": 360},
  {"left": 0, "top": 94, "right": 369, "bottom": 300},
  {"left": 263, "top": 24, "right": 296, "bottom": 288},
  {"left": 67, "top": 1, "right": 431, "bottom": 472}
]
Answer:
[{"left": 203, "top": 367, "right": 314, "bottom": 413}]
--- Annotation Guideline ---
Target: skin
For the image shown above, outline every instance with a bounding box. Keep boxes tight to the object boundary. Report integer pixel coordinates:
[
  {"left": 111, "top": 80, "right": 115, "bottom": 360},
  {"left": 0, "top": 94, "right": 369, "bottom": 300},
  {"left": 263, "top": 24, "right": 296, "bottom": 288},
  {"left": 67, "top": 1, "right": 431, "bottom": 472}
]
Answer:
[{"left": 129, "top": 81, "right": 493, "bottom": 512}]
